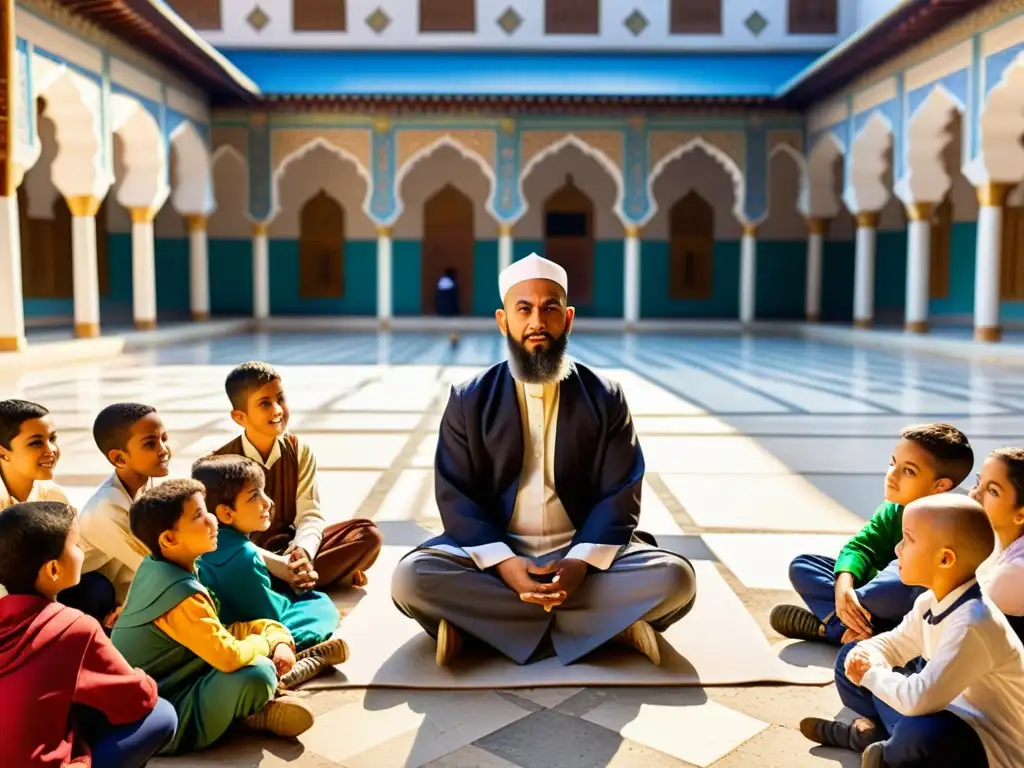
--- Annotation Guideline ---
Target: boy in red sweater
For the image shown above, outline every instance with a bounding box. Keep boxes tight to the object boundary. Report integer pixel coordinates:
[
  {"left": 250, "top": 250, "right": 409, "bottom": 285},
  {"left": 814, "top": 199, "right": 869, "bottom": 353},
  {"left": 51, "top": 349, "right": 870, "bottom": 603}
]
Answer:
[{"left": 0, "top": 500, "right": 177, "bottom": 766}]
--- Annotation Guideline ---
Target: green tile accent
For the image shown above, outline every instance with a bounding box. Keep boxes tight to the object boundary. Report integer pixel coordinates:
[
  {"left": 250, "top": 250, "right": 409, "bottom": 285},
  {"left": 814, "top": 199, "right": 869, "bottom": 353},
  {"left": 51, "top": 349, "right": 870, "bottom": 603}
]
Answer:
[
  {"left": 266, "top": 239, "right": 377, "bottom": 315},
  {"left": 640, "top": 240, "right": 740, "bottom": 318}
]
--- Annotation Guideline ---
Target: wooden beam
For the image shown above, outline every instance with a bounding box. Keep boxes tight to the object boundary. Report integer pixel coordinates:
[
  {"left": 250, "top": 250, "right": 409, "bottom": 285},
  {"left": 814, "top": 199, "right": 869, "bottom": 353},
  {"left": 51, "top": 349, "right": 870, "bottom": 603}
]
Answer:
[{"left": 0, "top": 0, "right": 14, "bottom": 197}]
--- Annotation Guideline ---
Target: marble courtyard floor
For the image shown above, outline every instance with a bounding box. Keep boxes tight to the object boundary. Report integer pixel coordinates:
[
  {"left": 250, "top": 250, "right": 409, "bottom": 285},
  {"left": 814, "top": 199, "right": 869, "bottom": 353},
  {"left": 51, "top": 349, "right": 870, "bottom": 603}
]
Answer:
[{"left": 11, "top": 329, "right": 1024, "bottom": 768}]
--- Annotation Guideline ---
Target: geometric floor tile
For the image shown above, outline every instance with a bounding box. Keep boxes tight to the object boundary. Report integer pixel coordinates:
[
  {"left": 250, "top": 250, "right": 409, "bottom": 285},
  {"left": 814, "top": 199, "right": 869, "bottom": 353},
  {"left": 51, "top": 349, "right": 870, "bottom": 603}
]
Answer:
[
  {"left": 640, "top": 436, "right": 792, "bottom": 475},
  {"left": 511, "top": 687, "right": 585, "bottom": 709},
  {"left": 700, "top": 532, "right": 850, "bottom": 590},
  {"left": 301, "top": 690, "right": 531, "bottom": 767},
  {"left": 659, "top": 474, "right": 863, "bottom": 533},
  {"left": 581, "top": 696, "right": 769, "bottom": 767}
]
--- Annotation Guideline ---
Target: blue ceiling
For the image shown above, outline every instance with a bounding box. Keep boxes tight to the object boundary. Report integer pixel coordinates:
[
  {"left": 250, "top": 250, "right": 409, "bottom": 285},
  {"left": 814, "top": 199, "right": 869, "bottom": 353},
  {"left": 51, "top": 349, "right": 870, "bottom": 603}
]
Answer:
[{"left": 217, "top": 50, "right": 824, "bottom": 98}]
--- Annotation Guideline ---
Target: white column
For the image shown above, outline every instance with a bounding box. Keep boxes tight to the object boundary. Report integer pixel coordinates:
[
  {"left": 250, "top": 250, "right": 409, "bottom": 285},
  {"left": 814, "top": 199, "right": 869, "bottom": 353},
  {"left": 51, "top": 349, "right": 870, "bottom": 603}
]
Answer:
[
  {"left": 376, "top": 225, "right": 392, "bottom": 325},
  {"left": 67, "top": 196, "right": 102, "bottom": 338},
  {"left": 974, "top": 183, "right": 1009, "bottom": 342},
  {"left": 252, "top": 222, "right": 270, "bottom": 320},
  {"left": 623, "top": 225, "right": 640, "bottom": 325},
  {"left": 804, "top": 218, "right": 824, "bottom": 322},
  {"left": 904, "top": 203, "right": 933, "bottom": 334},
  {"left": 0, "top": 195, "right": 26, "bottom": 351},
  {"left": 853, "top": 212, "right": 879, "bottom": 329},
  {"left": 130, "top": 208, "right": 158, "bottom": 330},
  {"left": 187, "top": 215, "right": 210, "bottom": 321},
  {"left": 498, "top": 224, "right": 513, "bottom": 273},
  {"left": 739, "top": 224, "right": 757, "bottom": 324}
]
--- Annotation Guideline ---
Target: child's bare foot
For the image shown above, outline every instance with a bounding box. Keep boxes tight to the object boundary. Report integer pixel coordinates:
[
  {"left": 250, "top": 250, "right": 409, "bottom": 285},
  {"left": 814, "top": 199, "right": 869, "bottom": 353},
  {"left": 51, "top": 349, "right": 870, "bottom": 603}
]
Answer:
[{"left": 244, "top": 695, "right": 314, "bottom": 737}]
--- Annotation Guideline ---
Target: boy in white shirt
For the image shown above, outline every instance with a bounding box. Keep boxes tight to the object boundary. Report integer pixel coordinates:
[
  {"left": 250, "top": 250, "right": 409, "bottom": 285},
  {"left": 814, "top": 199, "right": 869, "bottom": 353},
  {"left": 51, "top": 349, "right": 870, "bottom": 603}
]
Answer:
[
  {"left": 800, "top": 493, "right": 1024, "bottom": 768},
  {"left": 972, "top": 447, "right": 1024, "bottom": 639},
  {"left": 79, "top": 403, "right": 172, "bottom": 623},
  {"left": 0, "top": 399, "right": 113, "bottom": 619}
]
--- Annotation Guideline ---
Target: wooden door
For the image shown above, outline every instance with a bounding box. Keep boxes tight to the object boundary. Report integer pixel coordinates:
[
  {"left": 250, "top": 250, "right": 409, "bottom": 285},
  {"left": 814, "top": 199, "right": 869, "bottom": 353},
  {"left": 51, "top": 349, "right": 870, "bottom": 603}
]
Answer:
[
  {"left": 669, "top": 191, "right": 714, "bottom": 300},
  {"left": 543, "top": 175, "right": 594, "bottom": 303},
  {"left": 422, "top": 184, "right": 474, "bottom": 315},
  {"left": 929, "top": 197, "right": 952, "bottom": 299},
  {"left": 299, "top": 191, "right": 345, "bottom": 299},
  {"left": 1002, "top": 204, "right": 1024, "bottom": 300},
  {"left": 18, "top": 186, "right": 73, "bottom": 298}
]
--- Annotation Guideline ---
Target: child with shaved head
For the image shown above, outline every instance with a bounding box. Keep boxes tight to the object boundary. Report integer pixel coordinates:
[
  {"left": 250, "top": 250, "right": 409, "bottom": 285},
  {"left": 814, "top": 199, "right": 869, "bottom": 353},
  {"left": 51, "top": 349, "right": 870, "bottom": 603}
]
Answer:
[{"left": 801, "top": 493, "right": 1024, "bottom": 768}]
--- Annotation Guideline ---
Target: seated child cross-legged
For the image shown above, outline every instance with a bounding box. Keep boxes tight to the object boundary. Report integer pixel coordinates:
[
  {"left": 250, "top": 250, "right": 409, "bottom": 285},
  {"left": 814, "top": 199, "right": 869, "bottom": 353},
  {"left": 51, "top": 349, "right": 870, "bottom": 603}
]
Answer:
[
  {"left": 972, "top": 447, "right": 1024, "bottom": 639},
  {"left": 0, "top": 399, "right": 115, "bottom": 622},
  {"left": 193, "top": 454, "right": 349, "bottom": 690},
  {"left": 772, "top": 423, "right": 974, "bottom": 645},
  {"left": 212, "top": 361, "right": 383, "bottom": 592},
  {"left": 79, "top": 403, "right": 173, "bottom": 628},
  {"left": 800, "top": 494, "right": 1024, "bottom": 768},
  {"left": 0, "top": 500, "right": 177, "bottom": 767},
  {"left": 110, "top": 479, "right": 315, "bottom": 755}
]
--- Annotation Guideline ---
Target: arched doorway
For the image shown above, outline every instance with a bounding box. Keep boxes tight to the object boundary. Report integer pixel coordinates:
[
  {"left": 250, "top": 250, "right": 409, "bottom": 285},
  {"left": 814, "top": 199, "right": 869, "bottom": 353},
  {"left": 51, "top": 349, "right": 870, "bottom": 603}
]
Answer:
[
  {"left": 543, "top": 174, "right": 593, "bottom": 303},
  {"left": 17, "top": 186, "right": 72, "bottom": 299},
  {"left": 422, "top": 183, "right": 474, "bottom": 315},
  {"left": 298, "top": 190, "right": 345, "bottom": 298},
  {"left": 669, "top": 191, "right": 714, "bottom": 299}
]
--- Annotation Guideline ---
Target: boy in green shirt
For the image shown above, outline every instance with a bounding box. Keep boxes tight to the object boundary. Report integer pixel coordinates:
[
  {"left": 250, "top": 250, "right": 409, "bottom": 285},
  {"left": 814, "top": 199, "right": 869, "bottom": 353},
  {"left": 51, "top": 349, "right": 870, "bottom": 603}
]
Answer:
[{"left": 771, "top": 424, "right": 974, "bottom": 645}]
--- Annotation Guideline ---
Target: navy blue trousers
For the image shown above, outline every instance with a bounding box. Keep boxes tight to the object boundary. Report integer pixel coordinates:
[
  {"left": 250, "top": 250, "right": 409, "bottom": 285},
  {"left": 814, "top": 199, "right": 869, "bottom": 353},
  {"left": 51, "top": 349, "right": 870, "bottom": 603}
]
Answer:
[
  {"left": 789, "top": 554, "right": 924, "bottom": 644},
  {"left": 835, "top": 643, "right": 988, "bottom": 767},
  {"left": 80, "top": 697, "right": 177, "bottom": 767},
  {"left": 58, "top": 572, "right": 116, "bottom": 625}
]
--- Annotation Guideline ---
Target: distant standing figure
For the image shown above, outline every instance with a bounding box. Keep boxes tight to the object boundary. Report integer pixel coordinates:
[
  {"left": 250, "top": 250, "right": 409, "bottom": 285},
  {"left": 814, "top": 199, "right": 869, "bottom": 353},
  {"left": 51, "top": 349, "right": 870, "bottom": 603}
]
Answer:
[{"left": 436, "top": 268, "right": 461, "bottom": 344}]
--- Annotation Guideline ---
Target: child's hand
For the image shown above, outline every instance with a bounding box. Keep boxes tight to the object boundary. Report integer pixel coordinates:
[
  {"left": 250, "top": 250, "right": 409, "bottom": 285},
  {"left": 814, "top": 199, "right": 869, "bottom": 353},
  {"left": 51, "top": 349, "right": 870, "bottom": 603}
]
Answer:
[
  {"left": 102, "top": 604, "right": 123, "bottom": 630},
  {"left": 835, "top": 576, "right": 873, "bottom": 638},
  {"left": 272, "top": 643, "right": 296, "bottom": 676},
  {"left": 844, "top": 645, "right": 880, "bottom": 686},
  {"left": 841, "top": 627, "right": 872, "bottom": 644},
  {"left": 284, "top": 546, "right": 318, "bottom": 592}
]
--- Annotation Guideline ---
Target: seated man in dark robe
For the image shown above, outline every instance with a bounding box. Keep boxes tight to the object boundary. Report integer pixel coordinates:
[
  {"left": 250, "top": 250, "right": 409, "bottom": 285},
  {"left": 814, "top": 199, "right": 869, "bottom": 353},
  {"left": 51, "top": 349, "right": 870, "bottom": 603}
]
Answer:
[{"left": 392, "top": 253, "right": 697, "bottom": 667}]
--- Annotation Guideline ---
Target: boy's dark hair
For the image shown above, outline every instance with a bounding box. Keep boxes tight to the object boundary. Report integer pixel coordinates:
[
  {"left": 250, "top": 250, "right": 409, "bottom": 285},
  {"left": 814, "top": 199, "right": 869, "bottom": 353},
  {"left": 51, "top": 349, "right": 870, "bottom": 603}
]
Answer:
[
  {"left": 129, "top": 478, "right": 206, "bottom": 559},
  {"left": 0, "top": 501, "right": 76, "bottom": 594},
  {"left": 191, "top": 454, "right": 265, "bottom": 517},
  {"left": 93, "top": 402, "right": 157, "bottom": 457},
  {"left": 0, "top": 399, "right": 49, "bottom": 450},
  {"left": 900, "top": 423, "right": 974, "bottom": 487},
  {"left": 992, "top": 447, "right": 1024, "bottom": 507},
  {"left": 225, "top": 361, "right": 280, "bottom": 411}
]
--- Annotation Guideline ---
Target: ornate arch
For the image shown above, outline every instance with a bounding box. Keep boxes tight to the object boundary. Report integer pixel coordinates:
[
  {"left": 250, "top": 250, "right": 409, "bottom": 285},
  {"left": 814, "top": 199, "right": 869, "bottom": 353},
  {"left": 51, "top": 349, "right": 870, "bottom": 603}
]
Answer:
[
  {"left": 392, "top": 133, "right": 498, "bottom": 224},
  {"left": 209, "top": 146, "right": 251, "bottom": 228},
  {"left": 641, "top": 137, "right": 746, "bottom": 227},
  {"left": 898, "top": 85, "right": 966, "bottom": 204},
  {"left": 516, "top": 133, "right": 627, "bottom": 225},
  {"left": 110, "top": 92, "right": 169, "bottom": 212},
  {"left": 29, "top": 68, "right": 106, "bottom": 198},
  {"left": 969, "top": 50, "right": 1024, "bottom": 185},
  {"left": 768, "top": 142, "right": 812, "bottom": 221},
  {"left": 844, "top": 112, "right": 894, "bottom": 214},
  {"left": 170, "top": 121, "right": 214, "bottom": 216},
  {"left": 805, "top": 132, "right": 845, "bottom": 219},
  {"left": 270, "top": 136, "right": 373, "bottom": 221}
]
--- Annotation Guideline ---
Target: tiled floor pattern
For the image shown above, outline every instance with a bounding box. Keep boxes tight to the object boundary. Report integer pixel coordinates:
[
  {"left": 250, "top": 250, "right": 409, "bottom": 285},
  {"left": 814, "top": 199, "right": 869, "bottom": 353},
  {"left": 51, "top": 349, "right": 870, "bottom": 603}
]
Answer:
[{"left": 8, "top": 330, "right": 1022, "bottom": 767}]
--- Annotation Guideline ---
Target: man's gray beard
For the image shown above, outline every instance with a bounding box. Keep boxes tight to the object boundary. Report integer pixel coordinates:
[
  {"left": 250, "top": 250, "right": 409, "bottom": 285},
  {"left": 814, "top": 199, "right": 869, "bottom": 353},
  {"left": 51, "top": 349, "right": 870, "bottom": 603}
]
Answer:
[{"left": 505, "top": 331, "right": 572, "bottom": 384}]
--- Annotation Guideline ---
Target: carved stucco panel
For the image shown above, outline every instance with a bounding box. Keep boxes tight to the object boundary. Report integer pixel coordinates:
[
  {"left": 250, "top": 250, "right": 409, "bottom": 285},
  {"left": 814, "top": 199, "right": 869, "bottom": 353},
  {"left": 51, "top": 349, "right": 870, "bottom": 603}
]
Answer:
[
  {"left": 520, "top": 131, "right": 624, "bottom": 178},
  {"left": 395, "top": 130, "right": 496, "bottom": 176},
  {"left": 648, "top": 131, "right": 746, "bottom": 176},
  {"left": 270, "top": 129, "right": 372, "bottom": 177}
]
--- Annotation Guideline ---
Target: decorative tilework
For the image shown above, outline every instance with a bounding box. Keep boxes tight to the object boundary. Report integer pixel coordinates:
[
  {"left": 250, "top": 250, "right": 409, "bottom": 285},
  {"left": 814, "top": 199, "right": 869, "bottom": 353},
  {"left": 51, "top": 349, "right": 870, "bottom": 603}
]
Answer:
[
  {"left": 370, "top": 123, "right": 397, "bottom": 223},
  {"left": 624, "top": 10, "right": 649, "bottom": 36},
  {"left": 246, "top": 5, "right": 270, "bottom": 31},
  {"left": 623, "top": 120, "right": 650, "bottom": 223},
  {"left": 494, "top": 121, "right": 521, "bottom": 221},
  {"left": 852, "top": 98, "right": 900, "bottom": 138},
  {"left": 893, "top": 73, "right": 906, "bottom": 179},
  {"left": 366, "top": 7, "right": 391, "bottom": 34},
  {"left": 984, "top": 42, "right": 1024, "bottom": 95},
  {"left": 906, "top": 69, "right": 970, "bottom": 117},
  {"left": 496, "top": 6, "right": 522, "bottom": 35},
  {"left": 246, "top": 114, "right": 272, "bottom": 221},
  {"left": 743, "top": 126, "right": 768, "bottom": 222},
  {"left": 15, "top": 39, "right": 32, "bottom": 151},
  {"left": 744, "top": 11, "right": 768, "bottom": 36}
]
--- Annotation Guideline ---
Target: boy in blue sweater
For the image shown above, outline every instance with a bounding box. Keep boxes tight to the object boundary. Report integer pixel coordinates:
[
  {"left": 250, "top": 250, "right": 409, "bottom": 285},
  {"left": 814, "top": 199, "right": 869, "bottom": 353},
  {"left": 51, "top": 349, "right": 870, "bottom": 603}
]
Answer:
[{"left": 192, "top": 455, "right": 349, "bottom": 690}]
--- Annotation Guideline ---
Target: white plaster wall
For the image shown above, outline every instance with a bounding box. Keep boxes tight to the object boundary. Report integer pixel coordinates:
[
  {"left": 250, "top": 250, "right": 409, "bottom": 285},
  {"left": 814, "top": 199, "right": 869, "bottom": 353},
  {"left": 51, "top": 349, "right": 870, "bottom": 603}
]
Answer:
[
  {"left": 268, "top": 145, "right": 376, "bottom": 239},
  {"left": 760, "top": 151, "right": 806, "bottom": 240},
  {"left": 393, "top": 146, "right": 499, "bottom": 239},
  {"left": 516, "top": 145, "right": 620, "bottom": 240},
  {"left": 644, "top": 149, "right": 742, "bottom": 240},
  {"left": 196, "top": 0, "right": 855, "bottom": 50}
]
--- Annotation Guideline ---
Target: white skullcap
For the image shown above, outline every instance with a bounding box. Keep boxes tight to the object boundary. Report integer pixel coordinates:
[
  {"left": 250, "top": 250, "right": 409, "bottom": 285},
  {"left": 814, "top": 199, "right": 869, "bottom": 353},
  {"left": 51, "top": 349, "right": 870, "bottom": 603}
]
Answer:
[{"left": 498, "top": 253, "right": 568, "bottom": 301}]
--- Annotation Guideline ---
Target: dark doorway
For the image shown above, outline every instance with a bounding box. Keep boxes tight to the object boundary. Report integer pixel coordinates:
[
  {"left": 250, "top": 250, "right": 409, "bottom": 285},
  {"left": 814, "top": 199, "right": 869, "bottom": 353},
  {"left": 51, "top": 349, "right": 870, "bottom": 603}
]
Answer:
[
  {"left": 543, "top": 174, "right": 594, "bottom": 303},
  {"left": 298, "top": 190, "right": 345, "bottom": 298},
  {"left": 422, "top": 183, "right": 474, "bottom": 314},
  {"left": 669, "top": 191, "right": 714, "bottom": 300}
]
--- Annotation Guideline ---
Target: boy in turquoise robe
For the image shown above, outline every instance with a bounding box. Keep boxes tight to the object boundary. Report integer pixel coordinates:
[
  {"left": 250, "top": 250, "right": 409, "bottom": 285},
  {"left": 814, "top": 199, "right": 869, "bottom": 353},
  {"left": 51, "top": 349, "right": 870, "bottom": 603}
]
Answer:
[
  {"left": 193, "top": 455, "right": 349, "bottom": 690},
  {"left": 111, "top": 479, "right": 315, "bottom": 754}
]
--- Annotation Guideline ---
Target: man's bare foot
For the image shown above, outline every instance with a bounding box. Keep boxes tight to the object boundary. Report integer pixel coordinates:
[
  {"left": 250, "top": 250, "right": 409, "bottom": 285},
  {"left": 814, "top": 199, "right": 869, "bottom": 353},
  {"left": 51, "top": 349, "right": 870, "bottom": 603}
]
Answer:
[
  {"left": 612, "top": 620, "right": 661, "bottom": 665},
  {"left": 351, "top": 570, "right": 368, "bottom": 588}
]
